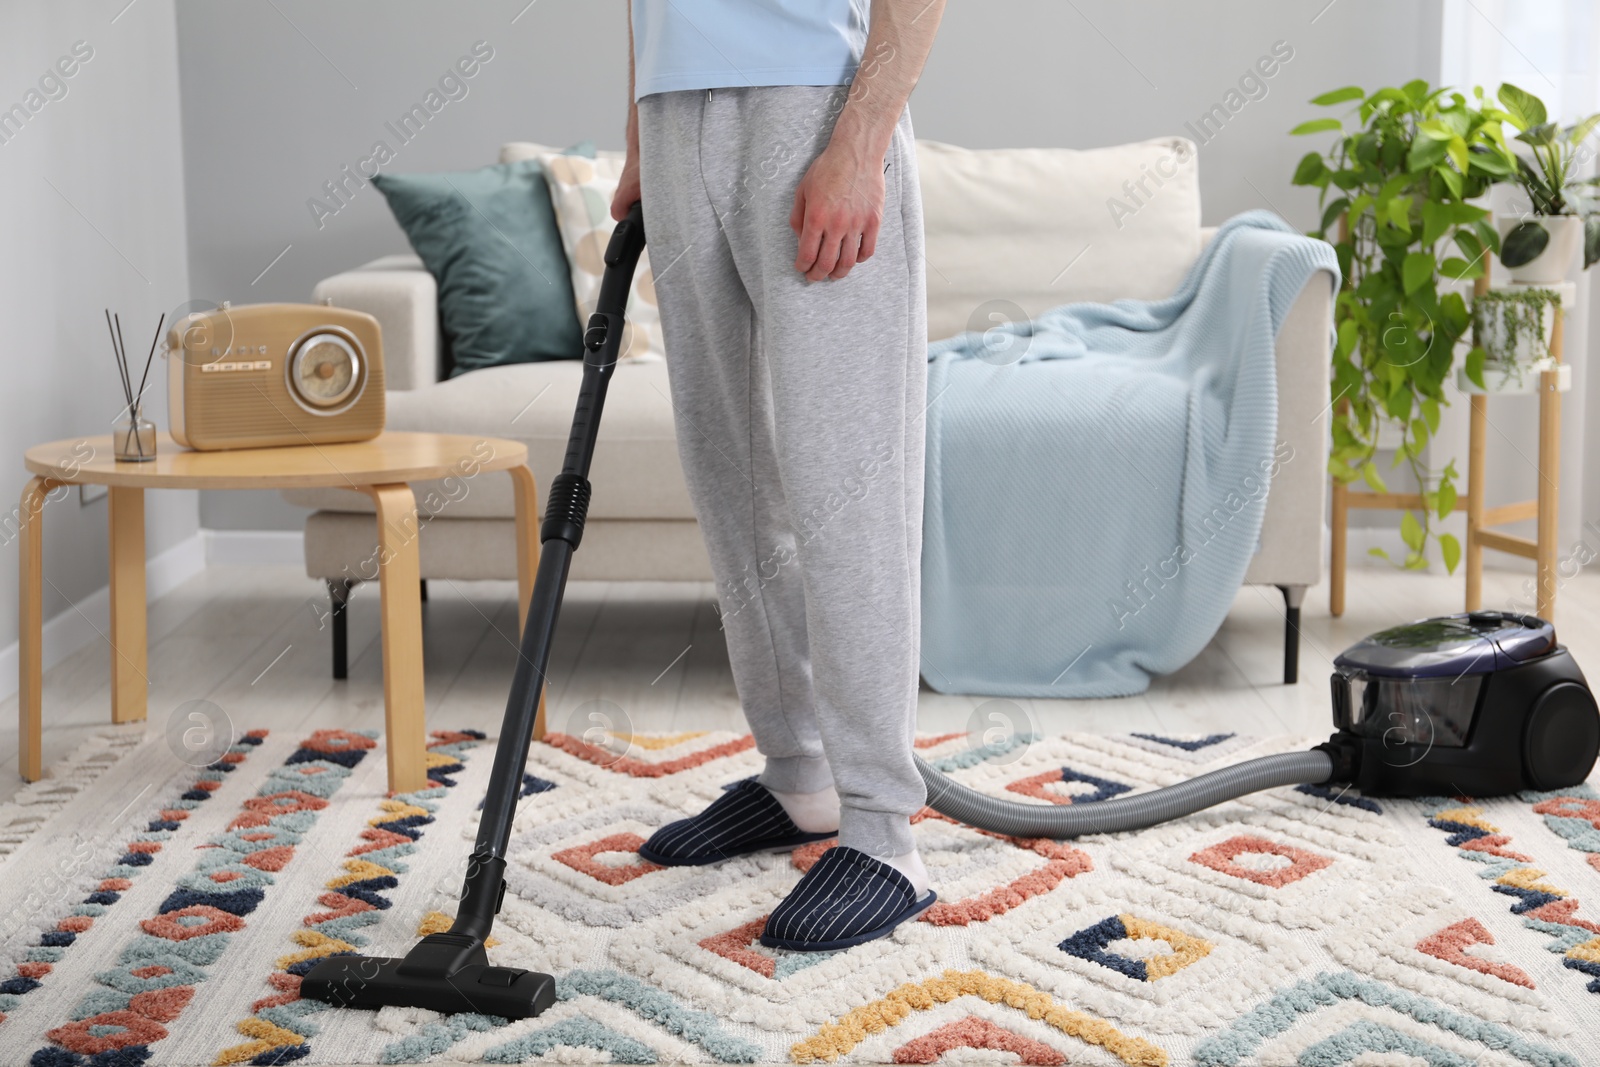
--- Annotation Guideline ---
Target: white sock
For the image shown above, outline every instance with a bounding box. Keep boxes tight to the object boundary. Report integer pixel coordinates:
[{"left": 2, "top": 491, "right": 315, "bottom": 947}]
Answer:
[
  {"left": 768, "top": 783, "right": 841, "bottom": 834},
  {"left": 884, "top": 849, "right": 930, "bottom": 897}
]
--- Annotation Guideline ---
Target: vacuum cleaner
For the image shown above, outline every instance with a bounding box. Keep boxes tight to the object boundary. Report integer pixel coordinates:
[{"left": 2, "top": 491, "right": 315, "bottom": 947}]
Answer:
[
  {"left": 918, "top": 610, "right": 1598, "bottom": 837},
  {"left": 301, "top": 203, "right": 1600, "bottom": 1021}
]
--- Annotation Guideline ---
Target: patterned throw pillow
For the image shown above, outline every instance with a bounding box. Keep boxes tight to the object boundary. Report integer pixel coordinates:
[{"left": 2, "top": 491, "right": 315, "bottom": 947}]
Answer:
[{"left": 538, "top": 151, "right": 664, "bottom": 363}]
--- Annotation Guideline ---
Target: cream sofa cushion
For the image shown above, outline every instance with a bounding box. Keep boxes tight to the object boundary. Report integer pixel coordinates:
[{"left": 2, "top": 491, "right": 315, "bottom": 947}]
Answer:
[
  {"left": 280, "top": 360, "right": 693, "bottom": 521},
  {"left": 915, "top": 137, "right": 1201, "bottom": 341}
]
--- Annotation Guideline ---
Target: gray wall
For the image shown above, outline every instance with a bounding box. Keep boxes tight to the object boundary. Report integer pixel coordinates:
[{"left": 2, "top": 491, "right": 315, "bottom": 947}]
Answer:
[
  {"left": 173, "top": 0, "right": 1445, "bottom": 531},
  {"left": 0, "top": 1, "right": 197, "bottom": 653}
]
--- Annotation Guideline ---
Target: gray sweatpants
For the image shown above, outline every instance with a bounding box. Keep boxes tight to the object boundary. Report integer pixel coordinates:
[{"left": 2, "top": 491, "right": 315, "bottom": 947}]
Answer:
[{"left": 636, "top": 85, "right": 927, "bottom": 858}]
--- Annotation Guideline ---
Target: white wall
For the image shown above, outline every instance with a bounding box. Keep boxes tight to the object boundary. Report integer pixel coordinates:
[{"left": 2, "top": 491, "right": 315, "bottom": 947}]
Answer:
[
  {"left": 0, "top": 2, "right": 200, "bottom": 679},
  {"left": 171, "top": 0, "right": 1447, "bottom": 531}
]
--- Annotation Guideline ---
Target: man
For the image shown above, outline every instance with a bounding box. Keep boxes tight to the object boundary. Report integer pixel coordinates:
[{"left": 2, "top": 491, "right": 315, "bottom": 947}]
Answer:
[{"left": 611, "top": 0, "right": 945, "bottom": 951}]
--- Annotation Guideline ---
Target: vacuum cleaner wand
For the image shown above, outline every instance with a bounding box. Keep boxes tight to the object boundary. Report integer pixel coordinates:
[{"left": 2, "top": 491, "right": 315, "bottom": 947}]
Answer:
[{"left": 300, "top": 203, "right": 649, "bottom": 1020}]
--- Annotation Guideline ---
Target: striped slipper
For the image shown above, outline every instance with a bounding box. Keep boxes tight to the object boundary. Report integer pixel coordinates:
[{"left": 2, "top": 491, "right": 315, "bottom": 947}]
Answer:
[
  {"left": 760, "top": 845, "right": 937, "bottom": 952},
  {"left": 637, "top": 777, "right": 837, "bottom": 866}
]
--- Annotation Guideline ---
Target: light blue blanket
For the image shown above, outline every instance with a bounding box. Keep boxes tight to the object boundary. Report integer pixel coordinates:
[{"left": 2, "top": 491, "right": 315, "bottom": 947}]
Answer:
[{"left": 921, "top": 211, "right": 1338, "bottom": 697}]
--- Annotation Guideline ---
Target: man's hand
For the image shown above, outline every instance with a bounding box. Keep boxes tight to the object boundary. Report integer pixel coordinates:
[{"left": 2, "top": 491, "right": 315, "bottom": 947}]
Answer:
[
  {"left": 789, "top": 0, "right": 945, "bottom": 281},
  {"left": 790, "top": 141, "right": 885, "bottom": 282},
  {"left": 612, "top": 100, "right": 642, "bottom": 221},
  {"left": 611, "top": 149, "right": 641, "bottom": 221}
]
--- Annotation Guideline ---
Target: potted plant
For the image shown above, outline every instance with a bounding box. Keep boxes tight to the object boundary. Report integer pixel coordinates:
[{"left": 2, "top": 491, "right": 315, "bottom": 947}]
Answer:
[
  {"left": 1485, "top": 83, "right": 1600, "bottom": 283},
  {"left": 1467, "top": 286, "right": 1560, "bottom": 390},
  {"left": 1291, "top": 80, "right": 1516, "bottom": 572}
]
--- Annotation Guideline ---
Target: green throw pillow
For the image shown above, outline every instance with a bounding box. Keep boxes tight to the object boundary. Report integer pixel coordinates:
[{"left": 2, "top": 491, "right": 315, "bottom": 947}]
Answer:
[{"left": 372, "top": 143, "right": 595, "bottom": 377}]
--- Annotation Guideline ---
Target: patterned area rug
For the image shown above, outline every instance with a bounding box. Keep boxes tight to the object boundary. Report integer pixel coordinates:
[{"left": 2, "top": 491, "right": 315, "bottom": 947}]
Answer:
[{"left": 0, "top": 725, "right": 1595, "bottom": 1066}]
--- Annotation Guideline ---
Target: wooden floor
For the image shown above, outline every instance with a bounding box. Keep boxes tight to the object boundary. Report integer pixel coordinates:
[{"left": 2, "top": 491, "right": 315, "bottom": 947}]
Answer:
[{"left": 5, "top": 561, "right": 1599, "bottom": 778}]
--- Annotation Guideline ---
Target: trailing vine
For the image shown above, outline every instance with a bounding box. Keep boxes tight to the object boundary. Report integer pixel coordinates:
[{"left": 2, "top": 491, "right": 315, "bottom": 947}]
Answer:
[
  {"left": 1291, "top": 81, "right": 1516, "bottom": 572},
  {"left": 1469, "top": 287, "right": 1560, "bottom": 389}
]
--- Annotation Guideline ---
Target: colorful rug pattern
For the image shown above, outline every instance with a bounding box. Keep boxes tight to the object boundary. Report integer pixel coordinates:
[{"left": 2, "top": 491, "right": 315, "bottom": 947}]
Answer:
[{"left": 0, "top": 728, "right": 1593, "bottom": 1065}]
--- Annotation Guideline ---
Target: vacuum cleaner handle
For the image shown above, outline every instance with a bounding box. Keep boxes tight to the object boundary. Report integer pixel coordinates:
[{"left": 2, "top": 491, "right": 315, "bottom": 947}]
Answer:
[{"left": 453, "top": 202, "right": 646, "bottom": 937}]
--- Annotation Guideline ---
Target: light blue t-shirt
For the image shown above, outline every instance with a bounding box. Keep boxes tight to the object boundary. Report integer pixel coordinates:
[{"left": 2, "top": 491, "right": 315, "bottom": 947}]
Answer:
[{"left": 631, "top": 0, "right": 869, "bottom": 100}]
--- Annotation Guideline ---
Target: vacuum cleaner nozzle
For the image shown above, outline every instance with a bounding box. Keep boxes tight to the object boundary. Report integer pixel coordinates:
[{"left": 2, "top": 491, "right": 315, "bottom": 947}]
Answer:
[
  {"left": 299, "top": 940, "right": 556, "bottom": 1018},
  {"left": 300, "top": 854, "right": 556, "bottom": 1019}
]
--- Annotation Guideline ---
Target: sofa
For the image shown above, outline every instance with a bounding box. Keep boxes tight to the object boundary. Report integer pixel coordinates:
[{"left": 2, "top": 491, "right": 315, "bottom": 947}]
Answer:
[{"left": 290, "top": 137, "right": 1335, "bottom": 686}]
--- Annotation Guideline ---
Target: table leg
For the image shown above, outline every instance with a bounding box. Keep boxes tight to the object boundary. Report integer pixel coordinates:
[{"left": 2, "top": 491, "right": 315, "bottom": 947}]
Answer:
[
  {"left": 364, "top": 484, "right": 427, "bottom": 793},
  {"left": 108, "top": 487, "right": 147, "bottom": 725},
  {"left": 1329, "top": 479, "right": 1347, "bottom": 617},
  {"left": 18, "top": 477, "right": 57, "bottom": 781},
  {"left": 1537, "top": 368, "right": 1561, "bottom": 618},
  {"left": 508, "top": 464, "right": 548, "bottom": 741},
  {"left": 1465, "top": 395, "right": 1487, "bottom": 612}
]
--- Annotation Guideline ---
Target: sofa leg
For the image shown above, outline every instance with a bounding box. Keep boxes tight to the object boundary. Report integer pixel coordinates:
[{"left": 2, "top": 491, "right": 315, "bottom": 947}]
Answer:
[
  {"left": 328, "top": 578, "right": 354, "bottom": 680},
  {"left": 1277, "top": 584, "right": 1305, "bottom": 685},
  {"left": 419, "top": 578, "right": 428, "bottom": 603}
]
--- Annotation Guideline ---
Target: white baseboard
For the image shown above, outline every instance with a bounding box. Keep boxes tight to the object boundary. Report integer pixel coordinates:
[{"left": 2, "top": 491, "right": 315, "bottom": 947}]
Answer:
[
  {"left": 203, "top": 528, "right": 305, "bottom": 567},
  {"left": 0, "top": 528, "right": 305, "bottom": 702},
  {"left": 0, "top": 531, "right": 208, "bottom": 702}
]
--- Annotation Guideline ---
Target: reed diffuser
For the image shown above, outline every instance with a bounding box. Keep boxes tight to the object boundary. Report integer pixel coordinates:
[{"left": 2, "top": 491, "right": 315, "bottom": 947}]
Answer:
[{"left": 105, "top": 309, "right": 163, "bottom": 462}]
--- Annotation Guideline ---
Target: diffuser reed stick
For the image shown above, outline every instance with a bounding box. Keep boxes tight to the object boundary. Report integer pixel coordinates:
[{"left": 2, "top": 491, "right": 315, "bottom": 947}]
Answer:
[{"left": 105, "top": 308, "right": 161, "bottom": 461}]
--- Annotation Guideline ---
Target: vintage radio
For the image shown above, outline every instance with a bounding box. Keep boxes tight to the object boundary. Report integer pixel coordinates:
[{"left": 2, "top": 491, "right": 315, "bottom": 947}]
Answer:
[{"left": 167, "top": 302, "right": 385, "bottom": 450}]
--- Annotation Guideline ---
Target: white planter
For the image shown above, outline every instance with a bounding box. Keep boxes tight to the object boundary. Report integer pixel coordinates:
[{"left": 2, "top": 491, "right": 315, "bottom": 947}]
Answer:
[
  {"left": 1475, "top": 293, "right": 1557, "bottom": 366},
  {"left": 1498, "top": 214, "right": 1584, "bottom": 284}
]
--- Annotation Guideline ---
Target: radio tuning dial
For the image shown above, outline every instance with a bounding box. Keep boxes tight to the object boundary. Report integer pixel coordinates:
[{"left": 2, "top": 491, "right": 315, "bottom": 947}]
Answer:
[{"left": 287, "top": 330, "right": 362, "bottom": 412}]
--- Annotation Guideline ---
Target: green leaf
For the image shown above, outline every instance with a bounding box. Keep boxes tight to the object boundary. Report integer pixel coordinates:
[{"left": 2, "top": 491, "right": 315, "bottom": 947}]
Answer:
[
  {"left": 1439, "top": 532, "right": 1462, "bottom": 574},
  {"left": 1435, "top": 164, "right": 1463, "bottom": 198},
  {"left": 1435, "top": 107, "right": 1471, "bottom": 138},
  {"left": 1437, "top": 480, "right": 1457, "bottom": 519},
  {"left": 1475, "top": 218, "right": 1501, "bottom": 254},
  {"left": 1292, "top": 151, "right": 1328, "bottom": 185},
  {"left": 1439, "top": 256, "right": 1484, "bottom": 279},
  {"left": 1420, "top": 397, "right": 1441, "bottom": 434},
  {"left": 1320, "top": 197, "right": 1351, "bottom": 234},
  {"left": 1465, "top": 346, "right": 1487, "bottom": 390},
  {"left": 1361, "top": 461, "right": 1389, "bottom": 494},
  {"left": 1311, "top": 86, "right": 1365, "bottom": 106},
  {"left": 1500, "top": 220, "right": 1551, "bottom": 267},
  {"left": 1404, "top": 551, "right": 1429, "bottom": 570},
  {"left": 1291, "top": 117, "right": 1343, "bottom": 136},
  {"left": 1402, "top": 79, "right": 1431, "bottom": 104},
  {"left": 1368, "top": 87, "right": 1410, "bottom": 111},
  {"left": 1402, "top": 251, "right": 1434, "bottom": 293},
  {"left": 1586, "top": 215, "right": 1600, "bottom": 268},
  {"left": 1567, "top": 113, "right": 1600, "bottom": 145},
  {"left": 1387, "top": 196, "right": 1413, "bottom": 233},
  {"left": 1385, "top": 385, "right": 1414, "bottom": 423},
  {"left": 1368, "top": 546, "right": 1391, "bottom": 560},
  {"left": 1408, "top": 135, "right": 1449, "bottom": 171},
  {"left": 1498, "top": 82, "right": 1547, "bottom": 130},
  {"left": 1466, "top": 146, "right": 1515, "bottom": 177},
  {"left": 1376, "top": 173, "right": 1412, "bottom": 203},
  {"left": 1336, "top": 318, "right": 1359, "bottom": 359},
  {"left": 1515, "top": 121, "right": 1560, "bottom": 147},
  {"left": 1454, "top": 228, "right": 1485, "bottom": 265},
  {"left": 1447, "top": 136, "right": 1470, "bottom": 174},
  {"left": 1421, "top": 201, "right": 1451, "bottom": 247},
  {"left": 1400, "top": 510, "right": 1425, "bottom": 551}
]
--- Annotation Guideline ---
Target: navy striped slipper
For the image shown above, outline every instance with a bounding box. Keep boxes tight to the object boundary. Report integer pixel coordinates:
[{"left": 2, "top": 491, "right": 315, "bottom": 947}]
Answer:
[
  {"left": 760, "top": 845, "right": 937, "bottom": 952},
  {"left": 637, "top": 777, "right": 837, "bottom": 866}
]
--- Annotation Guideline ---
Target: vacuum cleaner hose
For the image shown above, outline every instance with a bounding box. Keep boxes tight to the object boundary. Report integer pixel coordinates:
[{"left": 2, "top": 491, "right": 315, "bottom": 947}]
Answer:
[{"left": 914, "top": 749, "right": 1336, "bottom": 838}]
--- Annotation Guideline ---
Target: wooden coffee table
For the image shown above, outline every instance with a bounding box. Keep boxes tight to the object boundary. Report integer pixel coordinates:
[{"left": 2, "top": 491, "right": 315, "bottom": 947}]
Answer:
[{"left": 19, "top": 430, "right": 542, "bottom": 792}]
